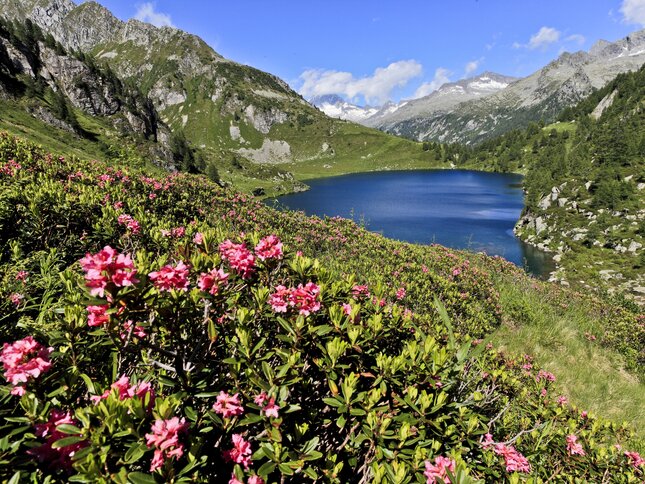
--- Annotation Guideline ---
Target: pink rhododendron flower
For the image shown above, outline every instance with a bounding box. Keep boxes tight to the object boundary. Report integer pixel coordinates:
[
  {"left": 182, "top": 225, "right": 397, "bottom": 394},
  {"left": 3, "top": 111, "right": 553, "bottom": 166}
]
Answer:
[
  {"left": 87, "top": 304, "right": 109, "bottom": 327},
  {"left": 172, "top": 226, "right": 185, "bottom": 238},
  {"left": 223, "top": 434, "right": 252, "bottom": 469},
  {"left": 145, "top": 417, "right": 188, "bottom": 472},
  {"left": 290, "top": 282, "right": 321, "bottom": 316},
  {"left": 9, "top": 293, "right": 24, "bottom": 306},
  {"left": 269, "top": 285, "right": 292, "bottom": 313},
  {"left": 213, "top": 391, "right": 244, "bottom": 418},
  {"left": 254, "top": 235, "right": 283, "bottom": 261},
  {"left": 481, "top": 433, "right": 495, "bottom": 448},
  {"left": 493, "top": 443, "right": 531, "bottom": 473},
  {"left": 262, "top": 397, "right": 280, "bottom": 418},
  {"left": 424, "top": 456, "right": 456, "bottom": 484},
  {"left": 536, "top": 370, "right": 556, "bottom": 382},
  {"left": 1, "top": 336, "right": 53, "bottom": 395},
  {"left": 193, "top": 232, "right": 204, "bottom": 245},
  {"left": 566, "top": 434, "right": 585, "bottom": 456},
  {"left": 121, "top": 320, "right": 147, "bottom": 339},
  {"left": 352, "top": 284, "right": 369, "bottom": 298},
  {"left": 395, "top": 287, "right": 406, "bottom": 300},
  {"left": 219, "top": 240, "right": 256, "bottom": 278},
  {"left": 28, "top": 409, "right": 87, "bottom": 471},
  {"left": 149, "top": 261, "right": 190, "bottom": 292},
  {"left": 254, "top": 391, "right": 268, "bottom": 405},
  {"left": 557, "top": 395, "right": 568, "bottom": 406},
  {"left": 91, "top": 376, "right": 155, "bottom": 409},
  {"left": 342, "top": 303, "right": 353, "bottom": 316},
  {"left": 248, "top": 476, "right": 265, "bottom": 484},
  {"left": 625, "top": 451, "right": 644, "bottom": 468},
  {"left": 198, "top": 268, "right": 229, "bottom": 295},
  {"left": 79, "top": 246, "right": 138, "bottom": 298},
  {"left": 15, "top": 270, "right": 28, "bottom": 282},
  {"left": 117, "top": 214, "right": 141, "bottom": 234}
]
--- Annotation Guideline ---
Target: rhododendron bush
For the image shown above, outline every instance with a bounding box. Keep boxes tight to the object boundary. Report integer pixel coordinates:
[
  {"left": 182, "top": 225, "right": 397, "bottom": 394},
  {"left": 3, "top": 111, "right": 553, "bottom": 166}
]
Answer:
[{"left": 0, "top": 133, "right": 643, "bottom": 482}]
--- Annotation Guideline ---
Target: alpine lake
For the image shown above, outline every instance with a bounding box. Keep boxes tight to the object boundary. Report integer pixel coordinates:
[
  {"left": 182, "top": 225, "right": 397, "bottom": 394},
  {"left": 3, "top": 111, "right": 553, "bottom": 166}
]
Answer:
[{"left": 267, "top": 170, "right": 554, "bottom": 278}]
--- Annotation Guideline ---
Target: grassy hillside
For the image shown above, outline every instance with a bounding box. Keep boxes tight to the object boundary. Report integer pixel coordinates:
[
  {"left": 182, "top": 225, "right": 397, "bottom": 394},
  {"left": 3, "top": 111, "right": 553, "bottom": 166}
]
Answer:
[{"left": 0, "top": 133, "right": 642, "bottom": 482}]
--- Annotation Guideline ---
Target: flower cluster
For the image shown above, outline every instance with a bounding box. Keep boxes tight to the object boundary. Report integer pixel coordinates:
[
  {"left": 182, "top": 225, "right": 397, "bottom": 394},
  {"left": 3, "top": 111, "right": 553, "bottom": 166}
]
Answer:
[
  {"left": 149, "top": 261, "right": 190, "bottom": 292},
  {"left": 566, "top": 434, "right": 585, "bottom": 456},
  {"left": 254, "top": 392, "right": 280, "bottom": 418},
  {"left": 213, "top": 391, "right": 245, "bottom": 418},
  {"left": 87, "top": 304, "right": 110, "bottom": 327},
  {"left": 493, "top": 443, "right": 531, "bottom": 473},
  {"left": 269, "top": 282, "right": 321, "bottom": 316},
  {"left": 90, "top": 375, "right": 155, "bottom": 409},
  {"left": 424, "top": 456, "right": 456, "bottom": 484},
  {"left": 117, "top": 214, "right": 141, "bottom": 234},
  {"left": 28, "top": 409, "right": 87, "bottom": 471},
  {"left": 624, "top": 451, "right": 644, "bottom": 469},
  {"left": 1, "top": 336, "right": 53, "bottom": 396},
  {"left": 79, "top": 246, "right": 138, "bottom": 298},
  {"left": 198, "top": 268, "right": 229, "bottom": 295},
  {"left": 145, "top": 417, "right": 189, "bottom": 472},
  {"left": 223, "top": 434, "right": 252, "bottom": 469},
  {"left": 254, "top": 235, "right": 283, "bottom": 261},
  {"left": 0, "top": 159, "right": 21, "bottom": 176},
  {"left": 220, "top": 240, "right": 256, "bottom": 279}
]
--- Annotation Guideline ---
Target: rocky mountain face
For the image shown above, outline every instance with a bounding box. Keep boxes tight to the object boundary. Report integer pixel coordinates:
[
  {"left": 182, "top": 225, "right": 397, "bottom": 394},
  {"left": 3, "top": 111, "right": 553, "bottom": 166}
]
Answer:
[
  {"left": 373, "top": 31, "right": 645, "bottom": 144},
  {"left": 0, "top": 16, "right": 167, "bottom": 145},
  {"left": 0, "top": 0, "right": 327, "bottom": 165}
]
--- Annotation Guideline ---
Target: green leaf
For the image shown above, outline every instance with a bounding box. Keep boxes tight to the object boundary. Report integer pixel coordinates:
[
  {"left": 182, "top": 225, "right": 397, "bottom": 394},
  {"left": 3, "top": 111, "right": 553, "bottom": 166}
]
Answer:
[
  {"left": 51, "top": 436, "right": 84, "bottom": 449},
  {"left": 239, "top": 413, "right": 263, "bottom": 425},
  {"left": 128, "top": 472, "right": 158, "bottom": 484},
  {"left": 56, "top": 424, "right": 82, "bottom": 435},
  {"left": 124, "top": 442, "right": 148, "bottom": 464},
  {"left": 257, "top": 461, "right": 276, "bottom": 476},
  {"left": 278, "top": 463, "right": 295, "bottom": 475},
  {"left": 322, "top": 397, "right": 343, "bottom": 408}
]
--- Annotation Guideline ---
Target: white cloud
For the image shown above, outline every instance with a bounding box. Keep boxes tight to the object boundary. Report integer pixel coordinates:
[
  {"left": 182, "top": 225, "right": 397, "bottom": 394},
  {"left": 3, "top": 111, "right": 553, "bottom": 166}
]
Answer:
[
  {"left": 134, "top": 2, "right": 174, "bottom": 28},
  {"left": 411, "top": 67, "right": 452, "bottom": 99},
  {"left": 514, "top": 26, "right": 561, "bottom": 50},
  {"left": 299, "top": 60, "right": 423, "bottom": 105},
  {"left": 464, "top": 59, "right": 481, "bottom": 76},
  {"left": 621, "top": 0, "right": 645, "bottom": 26},
  {"left": 565, "top": 34, "right": 586, "bottom": 46},
  {"left": 528, "top": 26, "right": 561, "bottom": 49}
]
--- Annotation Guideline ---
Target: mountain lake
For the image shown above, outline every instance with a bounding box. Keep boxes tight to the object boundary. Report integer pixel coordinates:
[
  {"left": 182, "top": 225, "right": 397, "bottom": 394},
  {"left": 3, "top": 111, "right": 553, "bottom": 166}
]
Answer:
[{"left": 267, "top": 169, "right": 554, "bottom": 278}]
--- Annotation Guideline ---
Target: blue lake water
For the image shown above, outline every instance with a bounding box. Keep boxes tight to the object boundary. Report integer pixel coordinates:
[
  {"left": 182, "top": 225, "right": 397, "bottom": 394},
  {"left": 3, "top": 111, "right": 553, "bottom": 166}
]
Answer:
[{"left": 268, "top": 170, "right": 554, "bottom": 278}]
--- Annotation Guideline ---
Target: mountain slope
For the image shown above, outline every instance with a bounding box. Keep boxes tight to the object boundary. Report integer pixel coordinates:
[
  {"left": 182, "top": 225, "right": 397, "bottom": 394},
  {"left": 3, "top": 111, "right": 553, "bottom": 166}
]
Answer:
[
  {"left": 0, "top": 0, "right": 438, "bottom": 195},
  {"left": 376, "top": 31, "right": 645, "bottom": 144}
]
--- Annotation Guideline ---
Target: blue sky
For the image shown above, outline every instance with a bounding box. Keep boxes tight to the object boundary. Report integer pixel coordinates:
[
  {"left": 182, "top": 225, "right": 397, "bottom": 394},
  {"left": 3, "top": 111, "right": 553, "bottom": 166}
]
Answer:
[{"left": 90, "top": 0, "right": 645, "bottom": 105}]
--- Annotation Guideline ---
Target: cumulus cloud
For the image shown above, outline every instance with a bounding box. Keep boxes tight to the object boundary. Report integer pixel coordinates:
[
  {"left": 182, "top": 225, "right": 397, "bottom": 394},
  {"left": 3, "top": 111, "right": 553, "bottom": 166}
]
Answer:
[
  {"left": 464, "top": 59, "right": 481, "bottom": 76},
  {"left": 565, "top": 34, "right": 586, "bottom": 46},
  {"left": 621, "top": 0, "right": 645, "bottom": 26},
  {"left": 299, "top": 60, "right": 423, "bottom": 105},
  {"left": 411, "top": 67, "right": 452, "bottom": 99},
  {"left": 134, "top": 2, "right": 174, "bottom": 28},
  {"left": 514, "top": 26, "right": 561, "bottom": 50}
]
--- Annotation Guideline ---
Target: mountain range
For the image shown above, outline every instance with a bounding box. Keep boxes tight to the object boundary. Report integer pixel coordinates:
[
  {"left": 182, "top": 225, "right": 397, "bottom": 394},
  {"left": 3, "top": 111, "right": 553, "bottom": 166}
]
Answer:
[{"left": 313, "top": 33, "right": 645, "bottom": 145}]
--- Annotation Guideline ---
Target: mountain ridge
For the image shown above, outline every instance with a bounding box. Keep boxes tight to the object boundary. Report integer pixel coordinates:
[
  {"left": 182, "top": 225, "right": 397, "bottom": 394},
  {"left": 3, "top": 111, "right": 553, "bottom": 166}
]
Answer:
[{"left": 372, "top": 29, "right": 645, "bottom": 144}]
